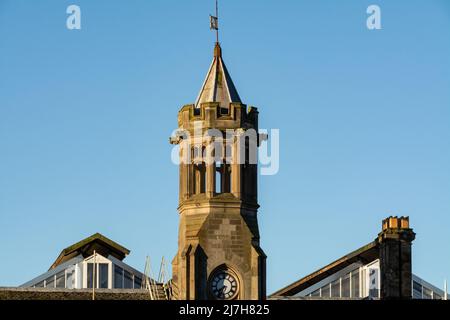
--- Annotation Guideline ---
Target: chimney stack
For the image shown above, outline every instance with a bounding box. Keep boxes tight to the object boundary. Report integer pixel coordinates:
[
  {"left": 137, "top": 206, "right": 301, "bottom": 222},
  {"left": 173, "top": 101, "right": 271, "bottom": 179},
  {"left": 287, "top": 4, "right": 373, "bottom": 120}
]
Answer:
[{"left": 378, "top": 216, "right": 416, "bottom": 299}]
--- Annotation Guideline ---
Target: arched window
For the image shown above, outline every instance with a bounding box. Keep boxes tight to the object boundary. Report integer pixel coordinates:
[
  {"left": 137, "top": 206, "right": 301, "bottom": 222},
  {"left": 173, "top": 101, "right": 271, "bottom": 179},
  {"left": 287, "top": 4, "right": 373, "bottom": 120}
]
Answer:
[
  {"left": 193, "top": 163, "right": 206, "bottom": 194},
  {"left": 215, "top": 162, "right": 222, "bottom": 194},
  {"left": 191, "top": 146, "right": 206, "bottom": 195},
  {"left": 214, "top": 141, "right": 232, "bottom": 194}
]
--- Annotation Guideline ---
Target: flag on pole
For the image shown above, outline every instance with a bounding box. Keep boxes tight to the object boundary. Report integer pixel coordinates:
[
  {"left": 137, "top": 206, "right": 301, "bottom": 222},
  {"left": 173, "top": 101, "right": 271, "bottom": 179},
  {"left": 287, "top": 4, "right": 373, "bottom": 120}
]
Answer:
[{"left": 210, "top": 15, "right": 218, "bottom": 30}]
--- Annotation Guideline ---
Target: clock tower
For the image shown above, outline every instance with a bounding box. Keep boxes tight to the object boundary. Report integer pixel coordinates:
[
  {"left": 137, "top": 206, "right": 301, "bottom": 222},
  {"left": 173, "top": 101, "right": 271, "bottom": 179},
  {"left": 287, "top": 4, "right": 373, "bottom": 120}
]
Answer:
[{"left": 169, "top": 42, "right": 266, "bottom": 300}]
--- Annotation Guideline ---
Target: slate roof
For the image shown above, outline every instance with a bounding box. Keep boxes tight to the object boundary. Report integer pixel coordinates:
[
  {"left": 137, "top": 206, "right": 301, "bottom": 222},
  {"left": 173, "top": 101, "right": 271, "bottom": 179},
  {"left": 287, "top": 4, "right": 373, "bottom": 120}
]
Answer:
[{"left": 195, "top": 43, "right": 241, "bottom": 109}]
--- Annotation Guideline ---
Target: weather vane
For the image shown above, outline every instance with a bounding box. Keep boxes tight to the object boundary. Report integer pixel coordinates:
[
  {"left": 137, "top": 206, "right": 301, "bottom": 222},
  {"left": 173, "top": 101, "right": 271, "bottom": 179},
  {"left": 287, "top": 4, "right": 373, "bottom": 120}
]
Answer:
[{"left": 210, "top": 0, "right": 219, "bottom": 43}]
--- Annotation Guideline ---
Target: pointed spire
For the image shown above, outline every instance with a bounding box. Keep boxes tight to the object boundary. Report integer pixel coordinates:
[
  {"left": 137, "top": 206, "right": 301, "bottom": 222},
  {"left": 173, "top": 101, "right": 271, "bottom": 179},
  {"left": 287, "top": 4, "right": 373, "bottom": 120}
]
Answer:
[{"left": 195, "top": 43, "right": 241, "bottom": 109}]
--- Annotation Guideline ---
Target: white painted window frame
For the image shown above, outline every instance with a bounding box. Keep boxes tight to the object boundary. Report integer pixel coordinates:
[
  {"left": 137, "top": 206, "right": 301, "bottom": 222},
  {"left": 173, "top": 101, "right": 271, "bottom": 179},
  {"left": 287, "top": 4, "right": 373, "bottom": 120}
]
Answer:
[{"left": 82, "top": 254, "right": 113, "bottom": 289}]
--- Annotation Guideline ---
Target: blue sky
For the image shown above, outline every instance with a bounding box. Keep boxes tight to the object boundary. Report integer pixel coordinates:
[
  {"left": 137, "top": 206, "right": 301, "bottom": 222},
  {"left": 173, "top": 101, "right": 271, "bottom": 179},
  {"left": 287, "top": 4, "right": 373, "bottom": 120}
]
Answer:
[{"left": 0, "top": 0, "right": 449, "bottom": 293}]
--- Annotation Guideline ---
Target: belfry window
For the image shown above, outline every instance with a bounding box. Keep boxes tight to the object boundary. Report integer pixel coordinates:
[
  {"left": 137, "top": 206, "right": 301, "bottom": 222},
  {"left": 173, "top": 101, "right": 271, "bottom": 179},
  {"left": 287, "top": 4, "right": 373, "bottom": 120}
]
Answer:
[
  {"left": 215, "top": 161, "right": 231, "bottom": 194},
  {"left": 193, "top": 146, "right": 202, "bottom": 160},
  {"left": 215, "top": 162, "right": 222, "bottom": 194},
  {"left": 223, "top": 162, "right": 231, "bottom": 193},
  {"left": 194, "top": 163, "right": 206, "bottom": 194},
  {"left": 244, "top": 136, "right": 249, "bottom": 165},
  {"left": 192, "top": 146, "right": 206, "bottom": 195}
]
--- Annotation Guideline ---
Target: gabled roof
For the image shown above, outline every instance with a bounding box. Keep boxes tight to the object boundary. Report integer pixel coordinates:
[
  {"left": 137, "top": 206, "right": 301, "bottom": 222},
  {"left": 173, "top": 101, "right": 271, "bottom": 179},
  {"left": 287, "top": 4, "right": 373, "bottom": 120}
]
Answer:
[
  {"left": 195, "top": 43, "right": 241, "bottom": 109},
  {"left": 271, "top": 241, "right": 379, "bottom": 297},
  {"left": 49, "top": 233, "right": 130, "bottom": 270}
]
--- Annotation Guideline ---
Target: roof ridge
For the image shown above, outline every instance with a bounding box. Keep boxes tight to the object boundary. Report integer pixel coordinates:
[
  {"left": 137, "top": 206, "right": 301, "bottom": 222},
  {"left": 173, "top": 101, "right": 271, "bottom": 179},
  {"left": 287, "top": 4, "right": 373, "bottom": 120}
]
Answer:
[{"left": 49, "top": 233, "right": 130, "bottom": 270}]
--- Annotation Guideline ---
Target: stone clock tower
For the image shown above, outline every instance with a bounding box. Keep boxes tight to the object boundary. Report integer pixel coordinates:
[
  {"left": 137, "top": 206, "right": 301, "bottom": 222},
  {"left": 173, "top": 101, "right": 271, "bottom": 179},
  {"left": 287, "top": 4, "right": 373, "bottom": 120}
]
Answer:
[{"left": 170, "top": 42, "right": 266, "bottom": 300}]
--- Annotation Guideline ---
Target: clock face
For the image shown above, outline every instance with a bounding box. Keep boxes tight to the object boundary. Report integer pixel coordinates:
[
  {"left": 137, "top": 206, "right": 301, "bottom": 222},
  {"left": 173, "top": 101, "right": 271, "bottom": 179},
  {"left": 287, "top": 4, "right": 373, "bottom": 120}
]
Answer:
[{"left": 210, "top": 271, "right": 238, "bottom": 300}]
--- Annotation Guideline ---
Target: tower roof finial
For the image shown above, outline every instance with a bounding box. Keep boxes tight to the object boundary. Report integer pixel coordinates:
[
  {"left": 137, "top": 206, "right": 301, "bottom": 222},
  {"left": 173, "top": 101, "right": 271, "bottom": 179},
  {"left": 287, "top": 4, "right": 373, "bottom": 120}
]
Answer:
[{"left": 214, "top": 42, "right": 222, "bottom": 58}]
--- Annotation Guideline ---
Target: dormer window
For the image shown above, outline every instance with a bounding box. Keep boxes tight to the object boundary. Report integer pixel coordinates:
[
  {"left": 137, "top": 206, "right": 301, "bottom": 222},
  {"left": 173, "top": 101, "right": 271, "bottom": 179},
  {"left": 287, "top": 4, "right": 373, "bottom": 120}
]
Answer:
[
  {"left": 83, "top": 254, "right": 112, "bottom": 289},
  {"left": 21, "top": 233, "right": 150, "bottom": 293},
  {"left": 86, "top": 262, "right": 109, "bottom": 289}
]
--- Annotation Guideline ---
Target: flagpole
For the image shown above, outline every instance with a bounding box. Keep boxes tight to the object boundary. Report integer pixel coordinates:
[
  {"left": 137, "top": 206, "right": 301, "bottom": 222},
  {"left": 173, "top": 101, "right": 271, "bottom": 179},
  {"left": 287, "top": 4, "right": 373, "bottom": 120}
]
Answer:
[
  {"left": 445, "top": 279, "right": 448, "bottom": 300},
  {"left": 216, "top": 0, "right": 219, "bottom": 43}
]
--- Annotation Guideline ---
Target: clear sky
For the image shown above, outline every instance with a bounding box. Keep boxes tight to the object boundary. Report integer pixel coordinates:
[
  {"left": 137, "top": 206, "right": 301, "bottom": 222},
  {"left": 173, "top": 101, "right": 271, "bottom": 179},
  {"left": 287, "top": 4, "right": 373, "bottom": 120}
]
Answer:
[{"left": 0, "top": 0, "right": 449, "bottom": 294}]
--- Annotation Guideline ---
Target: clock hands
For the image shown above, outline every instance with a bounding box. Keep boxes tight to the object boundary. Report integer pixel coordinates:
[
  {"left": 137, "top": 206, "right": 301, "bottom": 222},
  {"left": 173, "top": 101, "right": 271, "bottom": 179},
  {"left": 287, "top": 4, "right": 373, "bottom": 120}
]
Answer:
[{"left": 220, "top": 285, "right": 228, "bottom": 295}]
